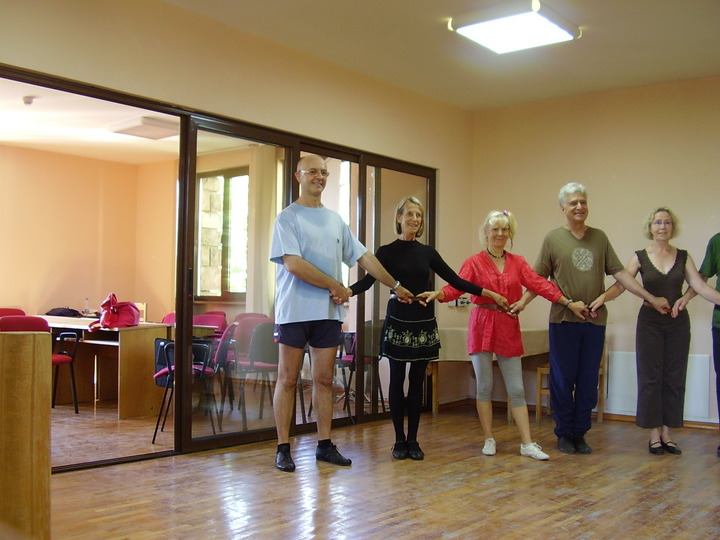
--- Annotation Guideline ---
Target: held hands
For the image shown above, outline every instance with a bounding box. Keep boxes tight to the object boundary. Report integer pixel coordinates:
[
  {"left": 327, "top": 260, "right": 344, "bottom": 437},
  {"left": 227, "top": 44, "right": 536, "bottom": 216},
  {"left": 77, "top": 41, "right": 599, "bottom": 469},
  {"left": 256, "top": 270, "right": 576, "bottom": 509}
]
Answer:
[
  {"left": 672, "top": 297, "right": 688, "bottom": 318},
  {"left": 393, "top": 284, "right": 414, "bottom": 304},
  {"left": 329, "top": 282, "right": 350, "bottom": 305},
  {"left": 649, "top": 295, "right": 672, "bottom": 315},
  {"left": 568, "top": 300, "right": 589, "bottom": 320},
  {"left": 415, "top": 290, "right": 444, "bottom": 306}
]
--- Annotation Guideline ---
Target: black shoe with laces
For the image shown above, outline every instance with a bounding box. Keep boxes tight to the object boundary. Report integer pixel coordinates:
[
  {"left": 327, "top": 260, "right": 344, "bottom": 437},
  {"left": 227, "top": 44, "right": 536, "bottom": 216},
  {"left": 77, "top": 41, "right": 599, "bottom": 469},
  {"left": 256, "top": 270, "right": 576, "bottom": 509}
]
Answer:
[
  {"left": 316, "top": 444, "right": 352, "bottom": 466},
  {"left": 392, "top": 441, "right": 409, "bottom": 460},
  {"left": 275, "top": 448, "right": 296, "bottom": 472},
  {"left": 406, "top": 441, "right": 424, "bottom": 461}
]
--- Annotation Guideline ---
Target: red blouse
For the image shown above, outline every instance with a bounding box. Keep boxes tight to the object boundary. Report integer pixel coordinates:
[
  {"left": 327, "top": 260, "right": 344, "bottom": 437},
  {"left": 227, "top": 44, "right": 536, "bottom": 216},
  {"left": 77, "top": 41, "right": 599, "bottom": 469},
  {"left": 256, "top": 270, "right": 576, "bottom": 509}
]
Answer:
[{"left": 441, "top": 251, "right": 562, "bottom": 357}]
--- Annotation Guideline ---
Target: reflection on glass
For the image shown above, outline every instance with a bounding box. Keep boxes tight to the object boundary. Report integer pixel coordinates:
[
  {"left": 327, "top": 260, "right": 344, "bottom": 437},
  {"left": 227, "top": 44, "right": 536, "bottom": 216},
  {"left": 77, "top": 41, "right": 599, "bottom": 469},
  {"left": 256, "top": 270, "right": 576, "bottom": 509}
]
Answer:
[{"left": 191, "top": 130, "right": 284, "bottom": 440}]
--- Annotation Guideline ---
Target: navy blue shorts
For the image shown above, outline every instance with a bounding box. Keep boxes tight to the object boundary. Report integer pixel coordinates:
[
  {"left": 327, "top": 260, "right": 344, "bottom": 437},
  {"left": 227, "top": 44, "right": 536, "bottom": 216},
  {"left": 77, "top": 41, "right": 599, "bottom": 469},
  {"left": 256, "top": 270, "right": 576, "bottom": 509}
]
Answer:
[{"left": 274, "top": 320, "right": 343, "bottom": 349}]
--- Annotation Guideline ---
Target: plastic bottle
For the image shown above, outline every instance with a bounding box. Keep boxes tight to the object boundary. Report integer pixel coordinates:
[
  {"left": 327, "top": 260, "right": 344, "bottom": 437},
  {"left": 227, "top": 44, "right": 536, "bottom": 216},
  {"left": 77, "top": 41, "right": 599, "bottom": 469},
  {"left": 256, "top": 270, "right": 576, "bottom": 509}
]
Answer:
[{"left": 83, "top": 297, "right": 90, "bottom": 315}]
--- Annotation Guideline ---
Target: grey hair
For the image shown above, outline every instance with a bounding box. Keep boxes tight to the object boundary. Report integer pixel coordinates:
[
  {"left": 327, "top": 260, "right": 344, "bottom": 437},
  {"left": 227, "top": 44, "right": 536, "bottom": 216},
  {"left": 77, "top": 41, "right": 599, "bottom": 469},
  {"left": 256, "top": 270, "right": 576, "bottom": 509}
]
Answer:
[{"left": 558, "top": 182, "right": 587, "bottom": 206}]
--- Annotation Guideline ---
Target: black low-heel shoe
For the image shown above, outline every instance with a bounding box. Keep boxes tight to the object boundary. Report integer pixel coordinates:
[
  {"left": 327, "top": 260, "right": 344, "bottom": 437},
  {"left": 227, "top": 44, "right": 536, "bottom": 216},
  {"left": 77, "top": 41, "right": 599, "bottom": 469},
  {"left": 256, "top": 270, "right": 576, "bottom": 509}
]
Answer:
[
  {"left": 392, "top": 441, "right": 409, "bottom": 460},
  {"left": 661, "top": 440, "right": 682, "bottom": 455},
  {"left": 648, "top": 441, "right": 664, "bottom": 455},
  {"left": 406, "top": 441, "right": 424, "bottom": 461}
]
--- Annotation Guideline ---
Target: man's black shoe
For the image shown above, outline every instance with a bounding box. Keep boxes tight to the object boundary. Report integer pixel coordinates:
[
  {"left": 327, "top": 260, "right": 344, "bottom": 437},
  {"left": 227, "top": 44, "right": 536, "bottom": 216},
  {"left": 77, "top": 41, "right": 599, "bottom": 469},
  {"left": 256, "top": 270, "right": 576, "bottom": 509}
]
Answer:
[
  {"left": 557, "top": 436, "right": 577, "bottom": 454},
  {"left": 275, "top": 448, "right": 296, "bottom": 472},
  {"left": 392, "top": 441, "right": 409, "bottom": 460},
  {"left": 717, "top": 444, "right": 720, "bottom": 457},
  {"left": 573, "top": 436, "right": 592, "bottom": 454},
  {"left": 316, "top": 444, "right": 352, "bottom": 466}
]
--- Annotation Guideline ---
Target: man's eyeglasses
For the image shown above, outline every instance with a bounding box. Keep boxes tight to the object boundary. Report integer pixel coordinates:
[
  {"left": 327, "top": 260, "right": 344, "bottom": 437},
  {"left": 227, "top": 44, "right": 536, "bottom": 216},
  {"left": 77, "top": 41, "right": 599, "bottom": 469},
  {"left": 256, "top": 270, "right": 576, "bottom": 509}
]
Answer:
[{"left": 298, "top": 168, "right": 330, "bottom": 178}]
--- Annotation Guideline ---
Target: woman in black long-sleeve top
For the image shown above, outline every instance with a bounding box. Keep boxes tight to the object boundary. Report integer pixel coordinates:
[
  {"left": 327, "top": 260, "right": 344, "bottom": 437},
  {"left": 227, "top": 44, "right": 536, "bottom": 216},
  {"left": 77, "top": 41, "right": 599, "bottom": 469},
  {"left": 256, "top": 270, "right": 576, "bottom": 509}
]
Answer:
[{"left": 348, "top": 196, "right": 508, "bottom": 460}]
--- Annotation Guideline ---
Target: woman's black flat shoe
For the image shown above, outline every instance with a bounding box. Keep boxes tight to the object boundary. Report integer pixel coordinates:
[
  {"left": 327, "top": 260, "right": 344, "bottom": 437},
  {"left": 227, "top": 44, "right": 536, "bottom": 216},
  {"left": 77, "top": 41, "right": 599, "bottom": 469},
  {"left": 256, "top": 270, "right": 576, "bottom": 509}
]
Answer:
[
  {"left": 661, "top": 441, "right": 682, "bottom": 455},
  {"left": 392, "top": 441, "right": 409, "bottom": 460},
  {"left": 648, "top": 441, "right": 664, "bottom": 455}
]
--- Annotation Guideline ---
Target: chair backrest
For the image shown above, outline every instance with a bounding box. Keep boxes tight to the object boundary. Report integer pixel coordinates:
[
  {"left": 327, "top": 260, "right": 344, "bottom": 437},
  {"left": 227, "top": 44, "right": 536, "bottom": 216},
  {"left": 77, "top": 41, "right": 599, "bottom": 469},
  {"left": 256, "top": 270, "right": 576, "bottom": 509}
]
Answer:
[
  {"left": 0, "top": 315, "right": 49, "bottom": 332},
  {"left": 0, "top": 308, "right": 26, "bottom": 317},
  {"left": 153, "top": 337, "right": 174, "bottom": 387},
  {"left": 248, "top": 321, "right": 279, "bottom": 367},
  {"left": 161, "top": 312, "right": 176, "bottom": 324},
  {"left": 192, "top": 313, "right": 227, "bottom": 332},
  {"left": 154, "top": 338, "right": 215, "bottom": 386},
  {"left": 233, "top": 316, "right": 273, "bottom": 356},
  {"left": 343, "top": 331, "right": 356, "bottom": 356},
  {"left": 202, "top": 311, "right": 228, "bottom": 331},
  {"left": 233, "top": 312, "right": 267, "bottom": 323},
  {"left": 212, "top": 321, "right": 239, "bottom": 369}
]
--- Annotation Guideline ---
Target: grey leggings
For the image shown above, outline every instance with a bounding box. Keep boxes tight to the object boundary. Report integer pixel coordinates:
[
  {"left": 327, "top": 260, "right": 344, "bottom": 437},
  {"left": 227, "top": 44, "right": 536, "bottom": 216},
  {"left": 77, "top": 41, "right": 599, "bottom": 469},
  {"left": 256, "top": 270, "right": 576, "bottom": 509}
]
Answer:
[{"left": 471, "top": 351, "right": 526, "bottom": 406}]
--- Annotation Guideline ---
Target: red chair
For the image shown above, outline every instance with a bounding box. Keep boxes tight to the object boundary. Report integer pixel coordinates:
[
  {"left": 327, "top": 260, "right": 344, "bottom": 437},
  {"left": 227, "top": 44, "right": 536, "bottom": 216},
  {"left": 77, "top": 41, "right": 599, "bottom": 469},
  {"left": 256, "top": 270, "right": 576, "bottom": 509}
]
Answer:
[
  {"left": 0, "top": 315, "right": 79, "bottom": 414},
  {"left": 192, "top": 313, "right": 227, "bottom": 340},
  {"left": 0, "top": 308, "right": 25, "bottom": 317},
  {"left": 161, "top": 312, "right": 175, "bottom": 324}
]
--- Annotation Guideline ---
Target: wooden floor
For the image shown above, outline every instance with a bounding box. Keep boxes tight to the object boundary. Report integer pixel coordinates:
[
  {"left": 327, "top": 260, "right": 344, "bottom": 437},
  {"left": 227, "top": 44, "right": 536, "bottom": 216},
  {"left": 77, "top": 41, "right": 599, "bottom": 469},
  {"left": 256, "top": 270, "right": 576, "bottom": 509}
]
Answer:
[{"left": 50, "top": 406, "right": 720, "bottom": 539}]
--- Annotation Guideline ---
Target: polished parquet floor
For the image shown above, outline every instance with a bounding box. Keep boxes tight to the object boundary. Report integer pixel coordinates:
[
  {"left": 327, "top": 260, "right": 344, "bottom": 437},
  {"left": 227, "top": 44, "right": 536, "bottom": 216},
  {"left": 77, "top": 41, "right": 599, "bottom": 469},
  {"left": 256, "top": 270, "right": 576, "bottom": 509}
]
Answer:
[{"left": 51, "top": 406, "right": 720, "bottom": 539}]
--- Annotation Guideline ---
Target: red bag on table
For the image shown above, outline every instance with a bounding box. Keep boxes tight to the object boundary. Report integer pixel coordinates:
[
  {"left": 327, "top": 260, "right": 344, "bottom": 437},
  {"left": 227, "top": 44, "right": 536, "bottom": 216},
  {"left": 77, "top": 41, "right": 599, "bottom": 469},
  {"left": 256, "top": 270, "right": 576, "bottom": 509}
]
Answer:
[{"left": 88, "top": 293, "right": 140, "bottom": 331}]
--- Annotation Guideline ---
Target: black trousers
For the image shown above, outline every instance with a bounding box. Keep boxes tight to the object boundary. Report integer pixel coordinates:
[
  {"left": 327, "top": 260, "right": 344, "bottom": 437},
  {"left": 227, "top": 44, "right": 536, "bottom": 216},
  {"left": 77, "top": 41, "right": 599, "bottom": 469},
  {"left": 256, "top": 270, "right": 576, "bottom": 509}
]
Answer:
[{"left": 635, "top": 308, "right": 690, "bottom": 429}]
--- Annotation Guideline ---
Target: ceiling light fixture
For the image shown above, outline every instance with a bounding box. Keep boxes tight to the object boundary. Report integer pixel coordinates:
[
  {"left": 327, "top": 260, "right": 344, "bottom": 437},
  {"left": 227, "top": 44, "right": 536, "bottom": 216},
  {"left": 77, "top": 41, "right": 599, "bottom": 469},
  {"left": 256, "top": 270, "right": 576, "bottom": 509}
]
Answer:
[
  {"left": 449, "top": 0, "right": 581, "bottom": 54},
  {"left": 110, "top": 116, "right": 179, "bottom": 140}
]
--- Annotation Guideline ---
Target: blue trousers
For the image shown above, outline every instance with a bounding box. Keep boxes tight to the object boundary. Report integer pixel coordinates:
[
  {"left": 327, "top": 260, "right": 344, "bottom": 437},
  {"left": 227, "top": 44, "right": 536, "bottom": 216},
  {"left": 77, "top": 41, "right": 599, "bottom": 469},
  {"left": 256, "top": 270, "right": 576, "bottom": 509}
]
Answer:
[
  {"left": 713, "top": 326, "right": 720, "bottom": 419},
  {"left": 549, "top": 322, "right": 606, "bottom": 438}
]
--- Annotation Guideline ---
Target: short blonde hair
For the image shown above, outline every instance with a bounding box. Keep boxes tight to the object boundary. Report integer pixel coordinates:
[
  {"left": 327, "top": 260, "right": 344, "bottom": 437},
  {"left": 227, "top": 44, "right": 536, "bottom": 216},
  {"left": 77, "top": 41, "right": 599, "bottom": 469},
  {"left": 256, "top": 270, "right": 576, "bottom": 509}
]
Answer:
[
  {"left": 643, "top": 207, "right": 680, "bottom": 240},
  {"left": 482, "top": 210, "right": 517, "bottom": 247},
  {"left": 395, "top": 196, "right": 425, "bottom": 237}
]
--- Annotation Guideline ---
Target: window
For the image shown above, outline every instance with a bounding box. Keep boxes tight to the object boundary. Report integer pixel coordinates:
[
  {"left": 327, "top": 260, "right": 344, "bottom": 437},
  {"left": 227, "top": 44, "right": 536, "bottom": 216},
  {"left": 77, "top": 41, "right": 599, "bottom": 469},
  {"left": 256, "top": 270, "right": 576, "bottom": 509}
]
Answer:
[{"left": 196, "top": 166, "right": 250, "bottom": 301}]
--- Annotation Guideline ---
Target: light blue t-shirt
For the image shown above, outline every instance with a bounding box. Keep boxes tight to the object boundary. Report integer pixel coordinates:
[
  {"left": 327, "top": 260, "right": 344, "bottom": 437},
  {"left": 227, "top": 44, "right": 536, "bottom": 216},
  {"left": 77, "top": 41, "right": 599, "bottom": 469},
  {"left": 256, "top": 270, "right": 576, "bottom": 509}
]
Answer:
[{"left": 270, "top": 203, "right": 367, "bottom": 324}]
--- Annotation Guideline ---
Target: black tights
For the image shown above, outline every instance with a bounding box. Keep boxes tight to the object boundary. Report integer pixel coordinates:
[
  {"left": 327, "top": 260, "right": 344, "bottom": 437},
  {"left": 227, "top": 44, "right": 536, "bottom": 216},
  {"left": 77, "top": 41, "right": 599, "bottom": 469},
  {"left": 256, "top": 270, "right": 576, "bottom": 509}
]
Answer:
[{"left": 388, "top": 358, "right": 429, "bottom": 442}]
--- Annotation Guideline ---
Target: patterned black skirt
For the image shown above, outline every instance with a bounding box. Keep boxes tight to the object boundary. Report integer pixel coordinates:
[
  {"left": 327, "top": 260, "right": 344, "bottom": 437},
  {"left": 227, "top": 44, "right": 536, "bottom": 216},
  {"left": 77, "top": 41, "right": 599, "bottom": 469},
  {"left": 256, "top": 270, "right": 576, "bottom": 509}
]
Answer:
[{"left": 381, "top": 314, "right": 440, "bottom": 362}]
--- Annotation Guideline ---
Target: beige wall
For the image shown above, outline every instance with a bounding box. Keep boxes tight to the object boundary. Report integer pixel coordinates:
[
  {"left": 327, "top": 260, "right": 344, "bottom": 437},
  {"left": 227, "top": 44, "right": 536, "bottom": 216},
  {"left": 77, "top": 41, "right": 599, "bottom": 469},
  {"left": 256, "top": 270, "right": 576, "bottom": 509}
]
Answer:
[
  {"left": 0, "top": 145, "right": 177, "bottom": 320},
  {"left": 0, "top": 0, "right": 475, "bottom": 320},
  {"left": 467, "top": 76, "right": 720, "bottom": 412}
]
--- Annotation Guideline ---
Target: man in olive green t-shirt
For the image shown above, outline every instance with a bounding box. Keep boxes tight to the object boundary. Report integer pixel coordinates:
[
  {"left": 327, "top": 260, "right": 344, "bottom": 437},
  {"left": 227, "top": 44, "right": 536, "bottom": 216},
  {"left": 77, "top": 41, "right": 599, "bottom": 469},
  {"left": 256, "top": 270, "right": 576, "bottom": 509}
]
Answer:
[{"left": 516, "top": 183, "right": 670, "bottom": 455}]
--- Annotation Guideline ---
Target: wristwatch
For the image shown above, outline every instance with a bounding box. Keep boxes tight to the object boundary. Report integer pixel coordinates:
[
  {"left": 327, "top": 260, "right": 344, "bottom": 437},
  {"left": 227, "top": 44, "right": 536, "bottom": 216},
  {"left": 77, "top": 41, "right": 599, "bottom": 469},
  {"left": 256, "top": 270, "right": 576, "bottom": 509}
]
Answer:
[
  {"left": 564, "top": 299, "right": 574, "bottom": 307},
  {"left": 390, "top": 280, "right": 401, "bottom": 291}
]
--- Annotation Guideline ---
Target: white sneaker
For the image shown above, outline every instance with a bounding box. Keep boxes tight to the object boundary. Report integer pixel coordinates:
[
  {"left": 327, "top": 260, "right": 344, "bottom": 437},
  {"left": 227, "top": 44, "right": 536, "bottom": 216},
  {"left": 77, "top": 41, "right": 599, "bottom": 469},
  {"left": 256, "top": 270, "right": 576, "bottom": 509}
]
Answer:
[
  {"left": 482, "top": 438, "right": 496, "bottom": 456},
  {"left": 521, "top": 442, "right": 549, "bottom": 460}
]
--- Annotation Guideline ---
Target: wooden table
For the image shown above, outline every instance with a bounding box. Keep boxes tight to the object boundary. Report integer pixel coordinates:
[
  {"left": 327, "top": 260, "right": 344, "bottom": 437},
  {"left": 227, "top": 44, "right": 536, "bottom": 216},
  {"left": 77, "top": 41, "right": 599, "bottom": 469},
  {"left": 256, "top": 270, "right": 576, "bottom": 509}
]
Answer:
[
  {"left": 430, "top": 327, "right": 549, "bottom": 415},
  {"left": 40, "top": 316, "right": 170, "bottom": 418}
]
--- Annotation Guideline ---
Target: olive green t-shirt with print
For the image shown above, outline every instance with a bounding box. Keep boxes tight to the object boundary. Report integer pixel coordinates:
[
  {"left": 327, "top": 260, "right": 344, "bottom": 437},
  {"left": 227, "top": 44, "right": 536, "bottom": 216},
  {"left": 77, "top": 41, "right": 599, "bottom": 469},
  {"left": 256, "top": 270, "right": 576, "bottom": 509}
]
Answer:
[{"left": 534, "top": 227, "right": 624, "bottom": 326}]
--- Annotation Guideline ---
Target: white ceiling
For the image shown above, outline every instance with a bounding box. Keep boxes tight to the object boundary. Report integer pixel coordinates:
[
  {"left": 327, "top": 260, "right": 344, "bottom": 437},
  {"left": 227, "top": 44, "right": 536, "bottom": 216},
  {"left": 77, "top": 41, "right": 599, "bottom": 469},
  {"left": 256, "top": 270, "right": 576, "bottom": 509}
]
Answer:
[
  {"left": 158, "top": 0, "right": 720, "bottom": 110},
  {"left": 2, "top": 0, "right": 719, "bottom": 164}
]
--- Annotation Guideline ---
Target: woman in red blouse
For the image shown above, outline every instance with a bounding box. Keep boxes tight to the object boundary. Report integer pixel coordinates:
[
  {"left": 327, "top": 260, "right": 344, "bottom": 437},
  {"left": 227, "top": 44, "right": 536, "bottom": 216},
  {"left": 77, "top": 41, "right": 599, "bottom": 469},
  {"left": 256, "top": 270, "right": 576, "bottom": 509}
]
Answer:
[{"left": 420, "top": 210, "right": 586, "bottom": 460}]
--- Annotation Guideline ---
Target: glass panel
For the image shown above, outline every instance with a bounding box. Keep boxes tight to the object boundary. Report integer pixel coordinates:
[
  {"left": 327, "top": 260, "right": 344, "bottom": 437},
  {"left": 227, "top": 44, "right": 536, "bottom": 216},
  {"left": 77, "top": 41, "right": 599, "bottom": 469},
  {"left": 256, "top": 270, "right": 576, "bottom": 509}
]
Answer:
[
  {"left": 292, "top": 154, "right": 361, "bottom": 425},
  {"left": 191, "top": 129, "right": 285, "bottom": 440},
  {"left": 361, "top": 166, "right": 429, "bottom": 419}
]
